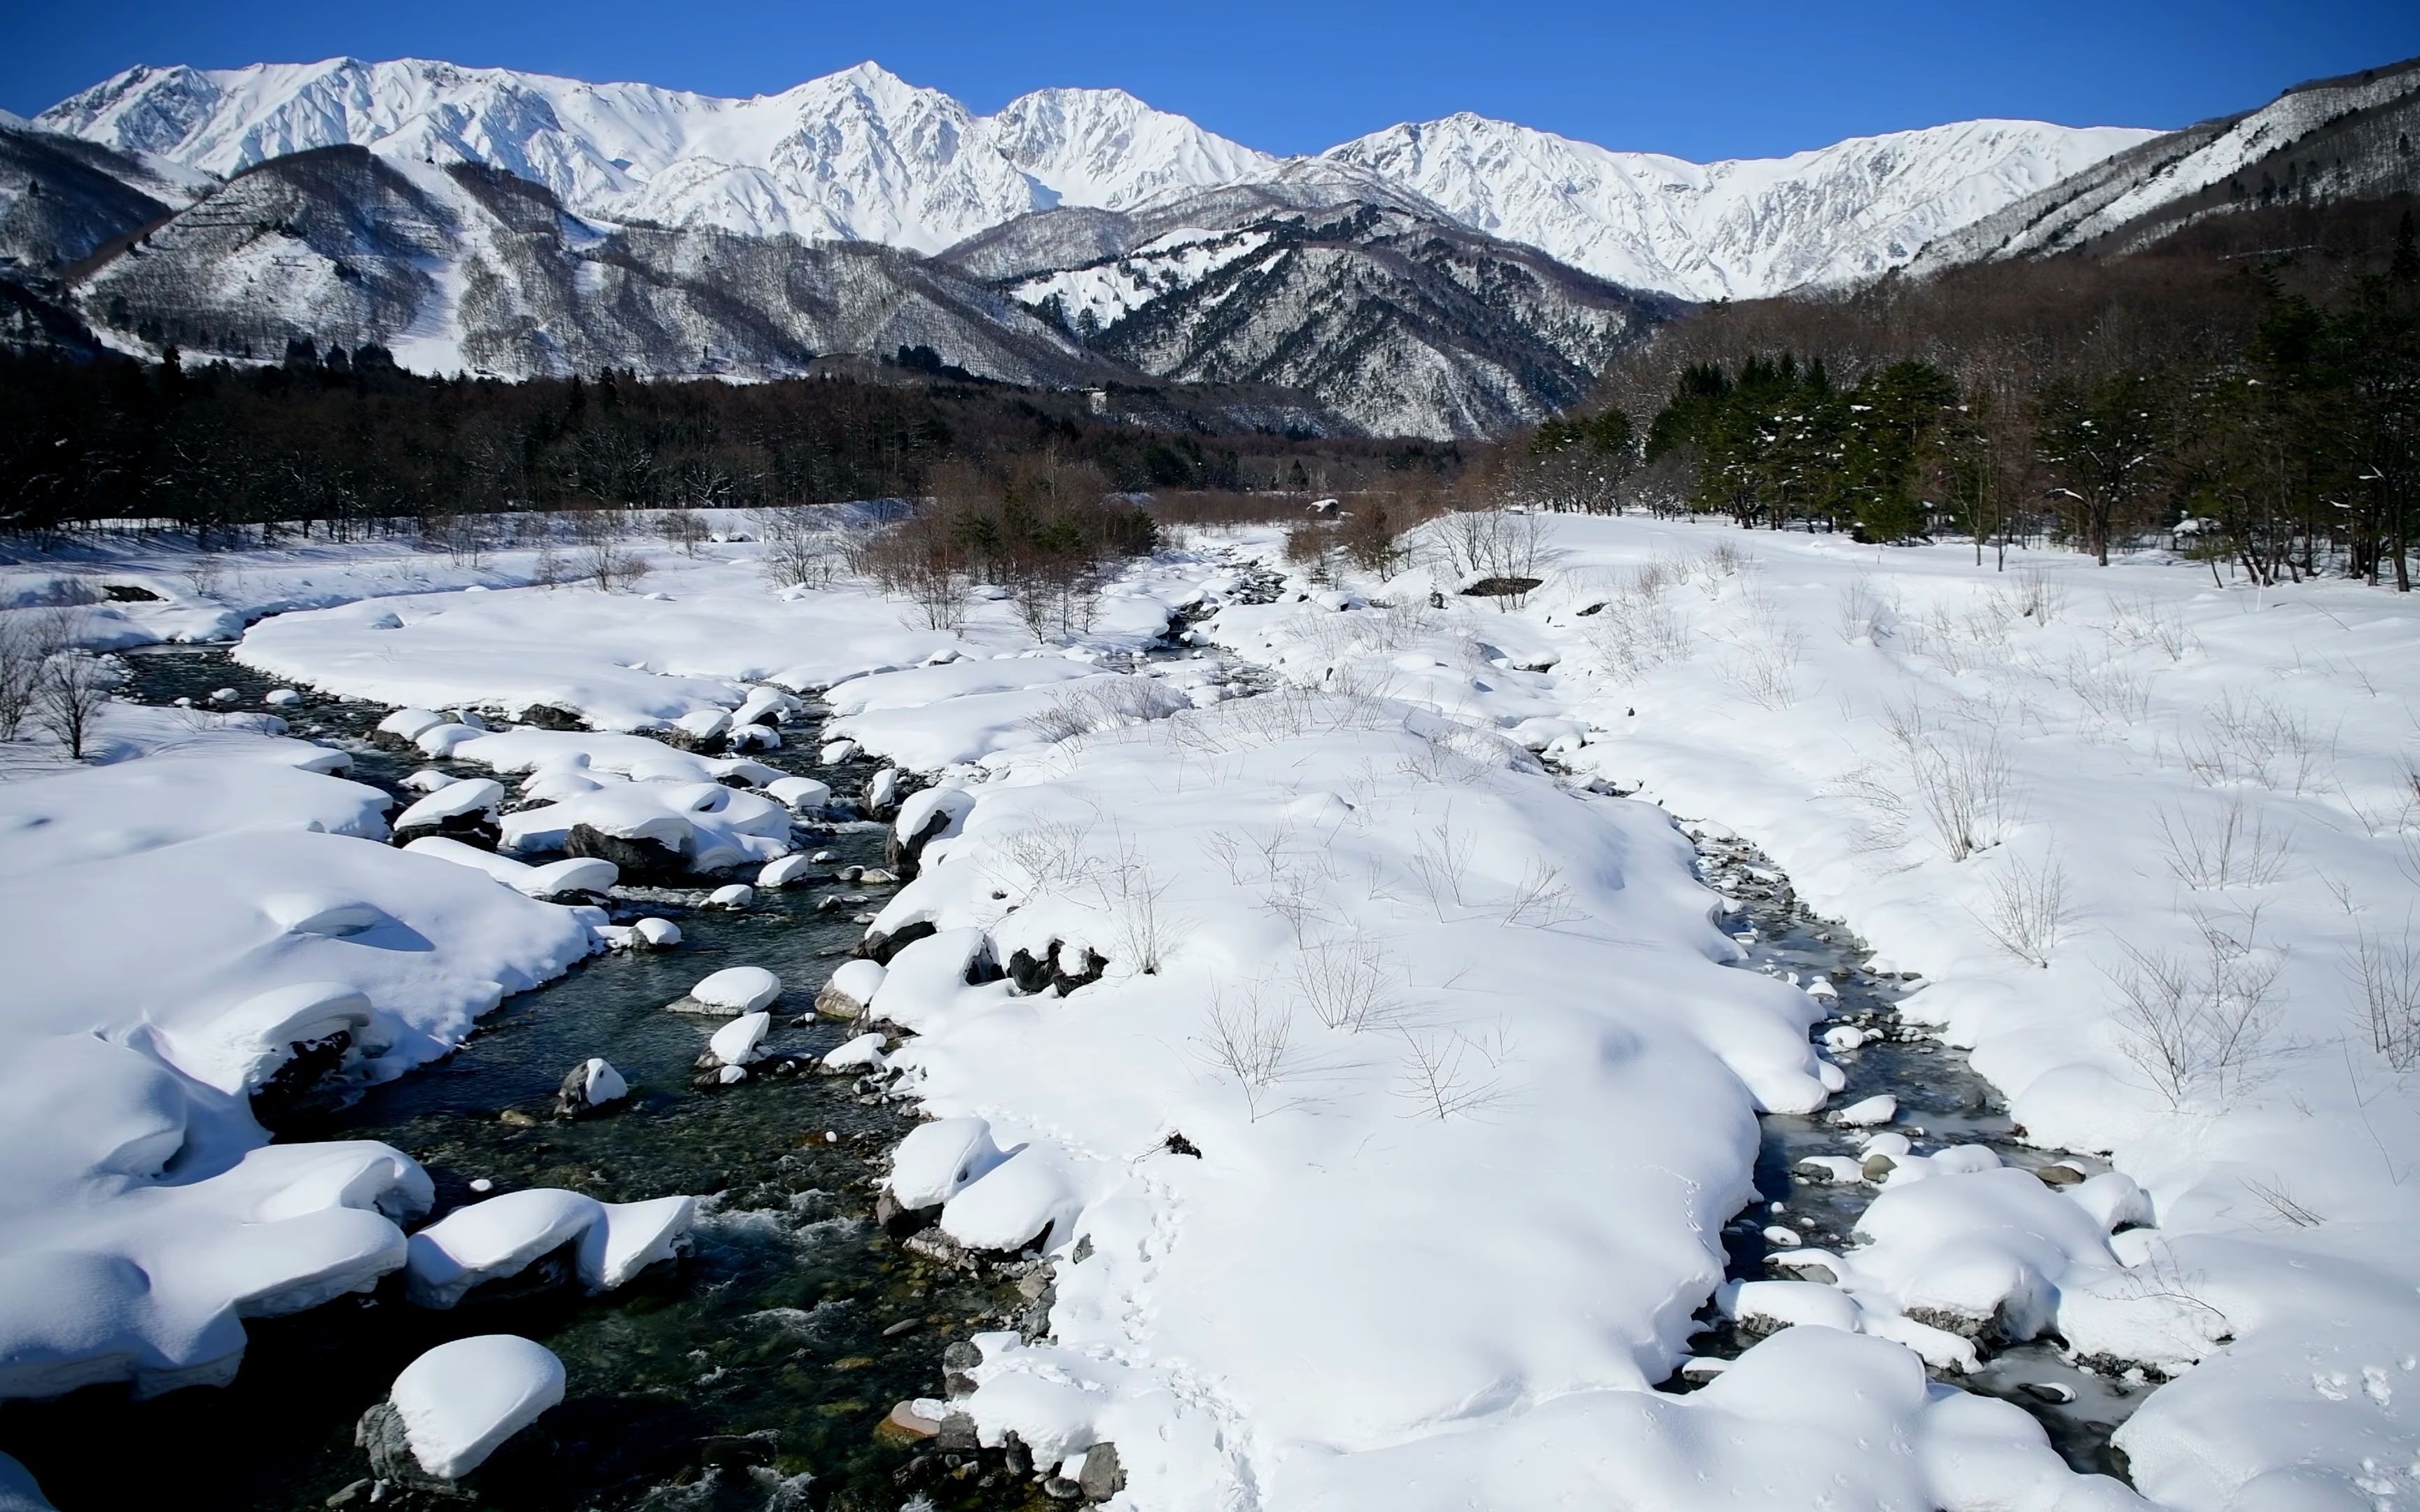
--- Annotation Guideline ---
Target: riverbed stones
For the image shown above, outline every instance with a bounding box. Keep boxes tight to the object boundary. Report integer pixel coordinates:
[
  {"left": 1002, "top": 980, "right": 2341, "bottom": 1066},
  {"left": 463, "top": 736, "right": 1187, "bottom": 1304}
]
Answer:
[
  {"left": 814, "top": 960, "right": 885, "bottom": 1021},
  {"left": 554, "top": 1058, "right": 628, "bottom": 1117}
]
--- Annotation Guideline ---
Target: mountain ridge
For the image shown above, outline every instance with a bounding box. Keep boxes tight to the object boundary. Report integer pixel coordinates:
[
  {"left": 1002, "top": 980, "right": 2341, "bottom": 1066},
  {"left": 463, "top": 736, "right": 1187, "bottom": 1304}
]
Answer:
[{"left": 36, "top": 55, "right": 2154, "bottom": 300}]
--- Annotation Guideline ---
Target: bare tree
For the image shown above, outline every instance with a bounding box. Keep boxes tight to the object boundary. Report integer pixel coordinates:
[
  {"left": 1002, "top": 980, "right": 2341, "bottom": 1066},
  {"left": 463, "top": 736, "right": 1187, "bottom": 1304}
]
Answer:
[
  {"left": 0, "top": 614, "right": 50, "bottom": 739},
  {"left": 34, "top": 650, "right": 113, "bottom": 760},
  {"left": 655, "top": 509, "right": 710, "bottom": 557}
]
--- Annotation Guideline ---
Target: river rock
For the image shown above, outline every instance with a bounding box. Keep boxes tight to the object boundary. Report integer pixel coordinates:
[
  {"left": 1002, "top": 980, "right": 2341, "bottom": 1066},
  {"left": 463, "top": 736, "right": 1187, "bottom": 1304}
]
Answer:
[
  {"left": 684, "top": 967, "right": 782, "bottom": 1014},
  {"left": 555, "top": 1058, "right": 629, "bottom": 1117},
  {"left": 392, "top": 779, "right": 506, "bottom": 849},
  {"left": 814, "top": 960, "right": 886, "bottom": 1020},
  {"left": 1078, "top": 1442, "right": 1125, "bottom": 1502},
  {"left": 856, "top": 918, "right": 938, "bottom": 964},
  {"left": 705, "top": 883, "right": 753, "bottom": 910},
  {"left": 564, "top": 824, "right": 688, "bottom": 883},
  {"left": 370, "top": 1336, "right": 565, "bottom": 1485}
]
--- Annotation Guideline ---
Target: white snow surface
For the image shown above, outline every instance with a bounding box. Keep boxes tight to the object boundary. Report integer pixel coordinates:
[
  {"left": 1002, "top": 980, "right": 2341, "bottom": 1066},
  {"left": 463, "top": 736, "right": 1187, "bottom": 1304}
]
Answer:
[{"left": 12, "top": 522, "right": 2419, "bottom": 1508}]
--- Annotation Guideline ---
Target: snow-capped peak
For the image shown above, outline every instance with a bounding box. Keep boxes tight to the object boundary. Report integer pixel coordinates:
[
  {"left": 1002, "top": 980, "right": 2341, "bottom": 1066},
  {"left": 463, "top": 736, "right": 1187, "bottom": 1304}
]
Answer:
[
  {"left": 1323, "top": 111, "right": 2161, "bottom": 300},
  {"left": 37, "top": 56, "right": 2157, "bottom": 295}
]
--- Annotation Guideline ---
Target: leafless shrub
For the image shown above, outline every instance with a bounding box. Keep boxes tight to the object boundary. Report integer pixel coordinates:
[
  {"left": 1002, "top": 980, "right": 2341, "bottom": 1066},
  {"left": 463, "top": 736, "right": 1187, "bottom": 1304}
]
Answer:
[
  {"left": 1585, "top": 566, "right": 1694, "bottom": 680},
  {"left": 1882, "top": 699, "right": 2017, "bottom": 862},
  {"left": 1503, "top": 858, "right": 1586, "bottom": 928},
  {"left": 2176, "top": 692, "right": 2334, "bottom": 794},
  {"left": 1289, "top": 933, "right": 1398, "bottom": 1032},
  {"left": 1094, "top": 836, "right": 1174, "bottom": 975},
  {"left": 655, "top": 509, "right": 710, "bottom": 556},
  {"left": 2155, "top": 796, "right": 2295, "bottom": 888},
  {"left": 1407, "top": 811, "right": 1477, "bottom": 920},
  {"left": 1832, "top": 761, "right": 1914, "bottom": 859},
  {"left": 2244, "top": 1176, "right": 2323, "bottom": 1228},
  {"left": 1391, "top": 1021, "right": 1514, "bottom": 1121},
  {"left": 1427, "top": 507, "right": 1557, "bottom": 610},
  {"left": 1994, "top": 565, "right": 2068, "bottom": 625},
  {"left": 1835, "top": 572, "right": 1898, "bottom": 644},
  {"left": 1022, "top": 678, "right": 1184, "bottom": 748},
  {"left": 531, "top": 537, "right": 566, "bottom": 588},
  {"left": 33, "top": 647, "right": 113, "bottom": 760},
  {"left": 987, "top": 816, "right": 1099, "bottom": 899},
  {"left": 1969, "top": 848, "right": 2073, "bottom": 967},
  {"left": 2061, "top": 652, "right": 2155, "bottom": 727},
  {"left": 1719, "top": 592, "right": 1804, "bottom": 710},
  {"left": 0, "top": 612, "right": 58, "bottom": 739},
  {"left": 182, "top": 552, "right": 226, "bottom": 600},
  {"left": 2107, "top": 906, "right": 2289, "bottom": 1110},
  {"left": 577, "top": 537, "right": 651, "bottom": 593},
  {"left": 1195, "top": 981, "right": 1298, "bottom": 1121},
  {"left": 900, "top": 566, "right": 967, "bottom": 634},
  {"left": 2344, "top": 911, "right": 2420, "bottom": 1072},
  {"left": 756, "top": 507, "right": 840, "bottom": 589},
  {"left": 2103, "top": 592, "right": 2197, "bottom": 662}
]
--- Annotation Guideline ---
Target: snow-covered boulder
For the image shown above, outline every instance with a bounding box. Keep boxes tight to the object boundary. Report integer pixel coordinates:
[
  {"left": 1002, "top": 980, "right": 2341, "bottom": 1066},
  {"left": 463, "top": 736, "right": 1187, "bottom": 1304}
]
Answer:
[
  {"left": 819, "top": 739, "right": 858, "bottom": 765},
  {"left": 814, "top": 960, "right": 885, "bottom": 1021},
  {"left": 938, "top": 1147, "right": 1078, "bottom": 1254},
  {"left": 705, "top": 1011, "right": 772, "bottom": 1068},
  {"left": 865, "top": 928, "right": 999, "bottom": 1030},
  {"left": 671, "top": 708, "right": 732, "bottom": 750},
  {"left": 820, "top": 1033, "right": 886, "bottom": 1073},
  {"left": 263, "top": 688, "right": 303, "bottom": 708},
  {"left": 392, "top": 778, "right": 505, "bottom": 847},
  {"left": 889, "top": 1118, "right": 1006, "bottom": 1212},
  {"left": 400, "top": 768, "right": 459, "bottom": 794},
  {"left": 154, "top": 981, "right": 399, "bottom": 1100},
  {"left": 1830, "top": 1093, "right": 1898, "bottom": 1127},
  {"left": 758, "top": 853, "right": 818, "bottom": 888},
  {"left": 404, "top": 1189, "right": 602, "bottom": 1308},
  {"left": 506, "top": 781, "right": 793, "bottom": 878},
  {"left": 380, "top": 1335, "right": 565, "bottom": 1480},
  {"left": 706, "top": 883, "right": 753, "bottom": 909},
  {"left": 555, "top": 1058, "right": 628, "bottom": 1117},
  {"left": 765, "top": 776, "right": 833, "bottom": 812},
  {"left": 401, "top": 837, "right": 616, "bottom": 901},
  {"left": 685, "top": 967, "right": 781, "bottom": 1014},
  {"left": 402, "top": 1189, "right": 695, "bottom": 1308}
]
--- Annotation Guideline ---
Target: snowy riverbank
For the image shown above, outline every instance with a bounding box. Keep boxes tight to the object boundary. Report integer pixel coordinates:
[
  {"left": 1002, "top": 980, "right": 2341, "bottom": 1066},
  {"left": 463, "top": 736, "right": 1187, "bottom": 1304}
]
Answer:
[{"left": 1, "top": 516, "right": 2412, "bottom": 1510}]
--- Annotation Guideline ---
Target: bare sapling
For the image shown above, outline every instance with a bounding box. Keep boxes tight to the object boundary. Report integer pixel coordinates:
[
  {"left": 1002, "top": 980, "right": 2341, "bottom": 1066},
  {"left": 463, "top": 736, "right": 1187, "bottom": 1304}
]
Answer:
[{"left": 1195, "top": 981, "right": 1298, "bottom": 1121}]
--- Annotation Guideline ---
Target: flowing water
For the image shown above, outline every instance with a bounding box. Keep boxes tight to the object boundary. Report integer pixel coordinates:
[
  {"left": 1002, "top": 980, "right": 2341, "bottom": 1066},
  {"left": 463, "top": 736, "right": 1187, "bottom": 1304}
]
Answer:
[
  {"left": 1, "top": 636, "right": 2146, "bottom": 1507},
  {"left": 1, "top": 648, "right": 1045, "bottom": 1512},
  {"left": 1670, "top": 822, "right": 2148, "bottom": 1481}
]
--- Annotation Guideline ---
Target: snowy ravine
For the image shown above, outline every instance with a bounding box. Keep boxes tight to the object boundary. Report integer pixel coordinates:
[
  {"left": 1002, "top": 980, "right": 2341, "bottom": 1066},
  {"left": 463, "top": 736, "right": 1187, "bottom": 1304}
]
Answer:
[{"left": 1, "top": 515, "right": 2414, "bottom": 1510}]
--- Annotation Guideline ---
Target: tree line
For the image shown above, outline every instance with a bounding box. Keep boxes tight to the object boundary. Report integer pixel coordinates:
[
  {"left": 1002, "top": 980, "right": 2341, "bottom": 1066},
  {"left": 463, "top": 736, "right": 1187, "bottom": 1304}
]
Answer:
[
  {"left": 1527, "top": 200, "right": 2420, "bottom": 588},
  {"left": 0, "top": 346, "right": 1462, "bottom": 542}
]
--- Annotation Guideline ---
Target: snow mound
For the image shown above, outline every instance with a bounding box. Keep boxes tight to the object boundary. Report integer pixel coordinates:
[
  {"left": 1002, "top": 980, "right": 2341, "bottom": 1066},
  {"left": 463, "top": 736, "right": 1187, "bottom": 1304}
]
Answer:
[
  {"left": 690, "top": 967, "right": 781, "bottom": 1013},
  {"left": 890, "top": 1118, "right": 1007, "bottom": 1210},
  {"left": 389, "top": 1334, "right": 565, "bottom": 1480}
]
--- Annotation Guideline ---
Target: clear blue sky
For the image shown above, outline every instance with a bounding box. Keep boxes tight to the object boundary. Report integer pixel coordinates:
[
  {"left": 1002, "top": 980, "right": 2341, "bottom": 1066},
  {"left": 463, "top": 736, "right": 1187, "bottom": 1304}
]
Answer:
[{"left": 10, "top": 1, "right": 2419, "bottom": 161}]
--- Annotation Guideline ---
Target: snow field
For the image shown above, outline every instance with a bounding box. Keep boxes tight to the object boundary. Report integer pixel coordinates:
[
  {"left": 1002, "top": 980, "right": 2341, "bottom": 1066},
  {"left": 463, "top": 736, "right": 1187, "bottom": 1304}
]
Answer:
[{"left": 1203, "top": 514, "right": 2420, "bottom": 1508}]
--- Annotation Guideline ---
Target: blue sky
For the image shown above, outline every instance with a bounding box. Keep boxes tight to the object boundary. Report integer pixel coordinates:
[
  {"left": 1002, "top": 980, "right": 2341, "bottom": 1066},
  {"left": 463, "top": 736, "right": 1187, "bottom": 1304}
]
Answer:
[{"left": 10, "top": 1, "right": 2419, "bottom": 161}]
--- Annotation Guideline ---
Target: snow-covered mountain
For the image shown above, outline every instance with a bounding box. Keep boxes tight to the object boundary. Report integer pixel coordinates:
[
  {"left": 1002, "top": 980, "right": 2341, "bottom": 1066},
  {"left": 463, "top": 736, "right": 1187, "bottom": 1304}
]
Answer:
[
  {"left": 38, "top": 57, "right": 2152, "bottom": 300},
  {"left": 1322, "top": 114, "right": 2162, "bottom": 300},
  {"left": 1907, "top": 57, "right": 2420, "bottom": 272},
  {"left": 36, "top": 58, "right": 1275, "bottom": 254}
]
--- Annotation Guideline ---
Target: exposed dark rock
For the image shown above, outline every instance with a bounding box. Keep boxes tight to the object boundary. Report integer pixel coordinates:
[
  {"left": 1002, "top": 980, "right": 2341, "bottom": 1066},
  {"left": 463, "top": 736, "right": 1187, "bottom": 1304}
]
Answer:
[
  {"left": 102, "top": 583, "right": 162, "bottom": 602},
  {"left": 514, "top": 704, "right": 587, "bottom": 731},
  {"left": 565, "top": 823, "right": 688, "bottom": 883},
  {"left": 1462, "top": 575, "right": 1543, "bottom": 598},
  {"left": 886, "top": 804, "right": 954, "bottom": 881},
  {"left": 356, "top": 1401, "right": 469, "bottom": 1499},
  {"left": 858, "top": 918, "right": 938, "bottom": 964},
  {"left": 394, "top": 812, "right": 500, "bottom": 850},
  {"left": 942, "top": 1340, "right": 983, "bottom": 1399}
]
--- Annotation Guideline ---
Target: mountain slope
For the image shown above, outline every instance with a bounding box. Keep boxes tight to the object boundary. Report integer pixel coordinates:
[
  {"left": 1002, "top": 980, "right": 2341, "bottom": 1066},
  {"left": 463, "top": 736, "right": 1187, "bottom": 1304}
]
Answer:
[
  {"left": 966, "top": 192, "right": 1671, "bottom": 437},
  {"left": 70, "top": 146, "right": 1125, "bottom": 386},
  {"left": 1323, "top": 114, "right": 2160, "bottom": 300},
  {"left": 36, "top": 58, "right": 1272, "bottom": 254},
  {"left": 1906, "top": 57, "right": 2420, "bottom": 271},
  {"left": 1, "top": 111, "right": 212, "bottom": 274}
]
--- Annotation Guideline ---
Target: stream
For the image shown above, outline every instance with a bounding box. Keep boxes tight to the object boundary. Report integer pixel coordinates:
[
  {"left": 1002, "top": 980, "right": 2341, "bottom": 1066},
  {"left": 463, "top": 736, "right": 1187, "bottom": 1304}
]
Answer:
[
  {"left": 0, "top": 628, "right": 2151, "bottom": 1507},
  {"left": 1671, "top": 820, "right": 2147, "bottom": 1481}
]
